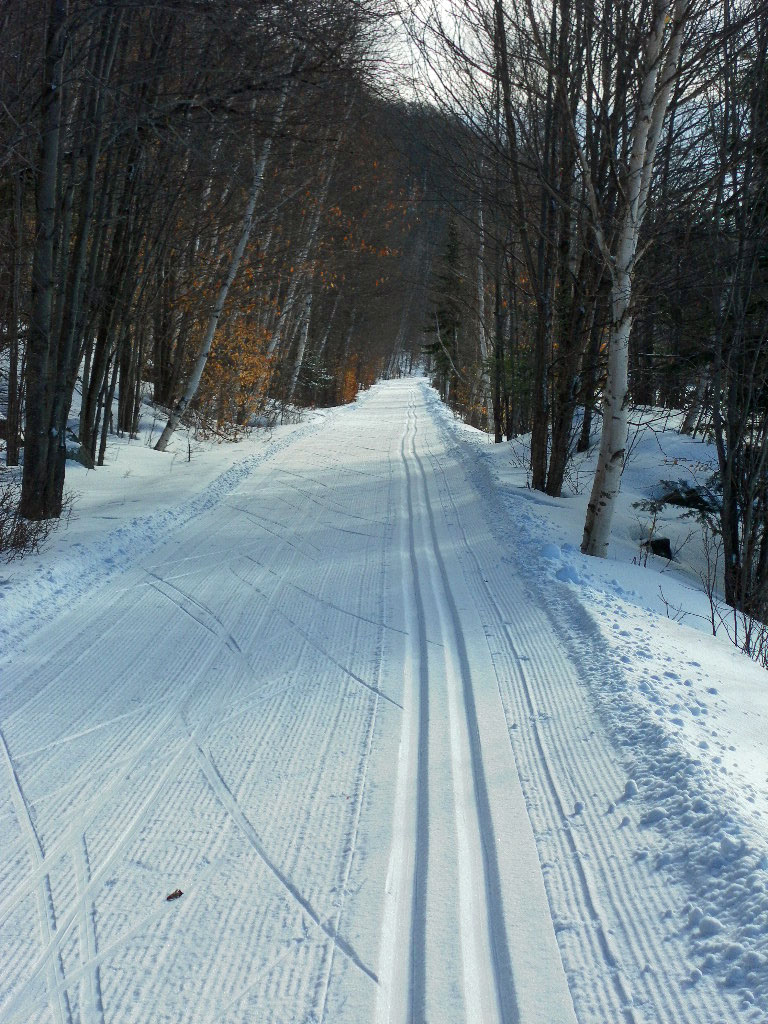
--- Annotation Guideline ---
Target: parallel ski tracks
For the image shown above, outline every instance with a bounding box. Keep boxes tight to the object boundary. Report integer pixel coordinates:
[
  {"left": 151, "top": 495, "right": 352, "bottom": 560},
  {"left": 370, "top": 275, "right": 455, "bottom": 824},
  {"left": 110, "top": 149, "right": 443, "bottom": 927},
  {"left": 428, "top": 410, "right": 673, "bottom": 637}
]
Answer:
[{"left": 377, "top": 394, "right": 521, "bottom": 1024}]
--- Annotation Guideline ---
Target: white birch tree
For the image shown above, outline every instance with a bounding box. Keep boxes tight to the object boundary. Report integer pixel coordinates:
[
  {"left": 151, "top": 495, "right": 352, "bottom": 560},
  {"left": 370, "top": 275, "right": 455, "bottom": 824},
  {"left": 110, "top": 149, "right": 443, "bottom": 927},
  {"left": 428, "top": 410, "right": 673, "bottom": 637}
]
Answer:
[{"left": 579, "top": 0, "right": 690, "bottom": 555}]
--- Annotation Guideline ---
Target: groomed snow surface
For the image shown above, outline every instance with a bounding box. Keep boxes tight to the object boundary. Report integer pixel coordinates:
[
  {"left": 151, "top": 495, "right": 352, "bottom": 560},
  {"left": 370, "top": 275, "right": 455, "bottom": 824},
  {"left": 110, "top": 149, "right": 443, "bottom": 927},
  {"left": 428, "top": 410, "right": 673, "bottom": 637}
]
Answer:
[{"left": 1, "top": 378, "right": 767, "bottom": 1024}]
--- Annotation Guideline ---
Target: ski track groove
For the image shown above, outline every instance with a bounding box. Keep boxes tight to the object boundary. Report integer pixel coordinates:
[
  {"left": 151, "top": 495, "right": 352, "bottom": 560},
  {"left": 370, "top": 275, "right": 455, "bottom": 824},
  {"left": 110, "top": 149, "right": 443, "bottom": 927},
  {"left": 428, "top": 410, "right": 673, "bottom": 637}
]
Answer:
[
  {"left": 73, "top": 833, "right": 103, "bottom": 1024},
  {"left": 377, "top": 391, "right": 525, "bottom": 1024},
  {"left": 402, "top": 401, "right": 431, "bottom": 1024},
  {"left": 409, "top": 408, "right": 519, "bottom": 1024},
  {"left": 422, "top": 421, "right": 649, "bottom": 1021}
]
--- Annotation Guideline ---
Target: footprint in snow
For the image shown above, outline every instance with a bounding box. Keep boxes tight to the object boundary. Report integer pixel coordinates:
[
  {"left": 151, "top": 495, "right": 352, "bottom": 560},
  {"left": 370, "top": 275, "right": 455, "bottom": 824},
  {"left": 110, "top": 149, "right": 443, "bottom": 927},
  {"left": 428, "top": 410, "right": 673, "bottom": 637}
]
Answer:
[{"left": 555, "top": 564, "right": 580, "bottom": 584}]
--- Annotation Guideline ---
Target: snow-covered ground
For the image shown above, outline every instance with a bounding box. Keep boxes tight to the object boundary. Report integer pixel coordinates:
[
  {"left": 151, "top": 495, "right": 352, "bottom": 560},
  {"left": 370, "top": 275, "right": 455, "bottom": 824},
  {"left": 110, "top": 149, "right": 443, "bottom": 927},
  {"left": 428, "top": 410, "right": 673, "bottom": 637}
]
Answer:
[{"left": 1, "top": 379, "right": 766, "bottom": 1023}]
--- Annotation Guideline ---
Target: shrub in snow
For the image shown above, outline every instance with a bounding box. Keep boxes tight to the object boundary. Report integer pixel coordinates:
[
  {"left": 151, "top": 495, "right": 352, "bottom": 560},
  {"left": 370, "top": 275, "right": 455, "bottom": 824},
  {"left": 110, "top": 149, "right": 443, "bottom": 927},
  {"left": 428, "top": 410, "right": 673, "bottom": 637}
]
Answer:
[{"left": 0, "top": 479, "right": 66, "bottom": 561}]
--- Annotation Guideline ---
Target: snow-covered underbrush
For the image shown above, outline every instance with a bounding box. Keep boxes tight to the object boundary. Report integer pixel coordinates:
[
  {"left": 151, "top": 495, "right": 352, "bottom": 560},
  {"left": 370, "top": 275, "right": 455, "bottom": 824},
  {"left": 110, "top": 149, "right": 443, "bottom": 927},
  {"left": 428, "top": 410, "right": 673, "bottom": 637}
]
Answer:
[{"left": 0, "top": 474, "right": 65, "bottom": 562}]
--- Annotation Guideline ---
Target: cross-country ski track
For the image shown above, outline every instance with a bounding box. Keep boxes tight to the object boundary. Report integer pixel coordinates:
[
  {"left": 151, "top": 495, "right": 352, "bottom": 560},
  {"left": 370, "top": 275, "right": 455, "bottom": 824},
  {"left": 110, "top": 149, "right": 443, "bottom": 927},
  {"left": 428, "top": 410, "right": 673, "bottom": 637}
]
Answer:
[{"left": 0, "top": 379, "right": 755, "bottom": 1023}]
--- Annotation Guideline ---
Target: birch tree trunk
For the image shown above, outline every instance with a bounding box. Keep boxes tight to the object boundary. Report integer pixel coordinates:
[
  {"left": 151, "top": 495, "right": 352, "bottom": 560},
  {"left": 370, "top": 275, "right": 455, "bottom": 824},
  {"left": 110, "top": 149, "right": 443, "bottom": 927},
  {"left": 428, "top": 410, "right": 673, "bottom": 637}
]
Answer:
[
  {"left": 288, "top": 286, "right": 313, "bottom": 401},
  {"left": 317, "top": 289, "right": 341, "bottom": 362},
  {"left": 581, "top": 0, "right": 688, "bottom": 556},
  {"left": 154, "top": 85, "right": 289, "bottom": 452},
  {"left": 476, "top": 192, "right": 494, "bottom": 435}
]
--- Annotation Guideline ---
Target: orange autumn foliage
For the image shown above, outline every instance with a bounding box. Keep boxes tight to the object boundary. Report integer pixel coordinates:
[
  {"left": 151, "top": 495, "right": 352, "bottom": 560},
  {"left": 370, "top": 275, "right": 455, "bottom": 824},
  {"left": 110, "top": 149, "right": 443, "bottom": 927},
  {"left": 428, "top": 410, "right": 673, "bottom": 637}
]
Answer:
[
  {"left": 195, "top": 315, "right": 273, "bottom": 438},
  {"left": 340, "top": 357, "right": 359, "bottom": 404}
]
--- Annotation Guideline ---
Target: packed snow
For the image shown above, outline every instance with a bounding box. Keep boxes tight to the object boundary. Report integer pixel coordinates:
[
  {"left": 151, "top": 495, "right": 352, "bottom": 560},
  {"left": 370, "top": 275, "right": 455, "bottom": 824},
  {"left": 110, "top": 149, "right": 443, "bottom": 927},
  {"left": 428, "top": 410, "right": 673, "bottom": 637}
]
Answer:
[{"left": 1, "top": 378, "right": 767, "bottom": 1023}]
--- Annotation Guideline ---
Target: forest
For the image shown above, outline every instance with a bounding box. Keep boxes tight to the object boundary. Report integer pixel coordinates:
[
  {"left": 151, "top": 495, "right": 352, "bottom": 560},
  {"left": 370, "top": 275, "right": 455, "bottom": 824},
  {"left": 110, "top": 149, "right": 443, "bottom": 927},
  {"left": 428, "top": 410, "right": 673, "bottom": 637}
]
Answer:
[{"left": 1, "top": 0, "right": 767, "bottom": 630}]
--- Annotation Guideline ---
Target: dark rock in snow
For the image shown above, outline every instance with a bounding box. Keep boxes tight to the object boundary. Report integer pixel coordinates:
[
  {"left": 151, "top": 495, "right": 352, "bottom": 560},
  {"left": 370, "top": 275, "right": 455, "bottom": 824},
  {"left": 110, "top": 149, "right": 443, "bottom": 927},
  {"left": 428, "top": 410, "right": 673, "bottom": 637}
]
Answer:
[{"left": 641, "top": 537, "right": 674, "bottom": 560}]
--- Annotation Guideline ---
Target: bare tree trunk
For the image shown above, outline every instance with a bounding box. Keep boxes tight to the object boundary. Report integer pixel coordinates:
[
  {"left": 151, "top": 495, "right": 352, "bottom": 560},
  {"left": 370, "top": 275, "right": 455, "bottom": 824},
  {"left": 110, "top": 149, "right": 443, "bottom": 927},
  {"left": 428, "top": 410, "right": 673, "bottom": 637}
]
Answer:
[
  {"left": 681, "top": 368, "right": 708, "bottom": 434},
  {"left": 494, "top": 0, "right": 556, "bottom": 485},
  {"left": 267, "top": 97, "right": 351, "bottom": 360},
  {"left": 53, "top": 11, "right": 123, "bottom": 441},
  {"left": 492, "top": 249, "right": 504, "bottom": 443},
  {"left": 19, "top": 0, "right": 67, "bottom": 520},
  {"left": 6, "top": 174, "right": 24, "bottom": 467},
  {"left": 98, "top": 351, "right": 120, "bottom": 466},
  {"left": 581, "top": 0, "right": 688, "bottom": 556},
  {"left": 476, "top": 190, "right": 494, "bottom": 434},
  {"left": 288, "top": 285, "right": 313, "bottom": 401}
]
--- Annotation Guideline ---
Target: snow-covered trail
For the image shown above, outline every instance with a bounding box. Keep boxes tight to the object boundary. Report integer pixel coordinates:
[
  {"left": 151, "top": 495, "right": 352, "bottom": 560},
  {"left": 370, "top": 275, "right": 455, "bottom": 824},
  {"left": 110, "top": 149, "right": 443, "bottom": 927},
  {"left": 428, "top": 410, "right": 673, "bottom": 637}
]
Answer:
[
  {"left": 0, "top": 379, "right": 750, "bottom": 1024},
  {"left": 375, "top": 391, "right": 573, "bottom": 1024}
]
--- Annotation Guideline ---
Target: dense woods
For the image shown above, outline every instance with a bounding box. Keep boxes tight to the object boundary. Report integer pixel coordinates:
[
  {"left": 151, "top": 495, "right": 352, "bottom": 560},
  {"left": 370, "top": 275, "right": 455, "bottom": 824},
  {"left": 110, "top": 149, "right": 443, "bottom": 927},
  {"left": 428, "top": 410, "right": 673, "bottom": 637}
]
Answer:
[
  {"left": 1, "top": 0, "right": 767, "bottom": 629},
  {"left": 0, "top": 0, "right": 431, "bottom": 519}
]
